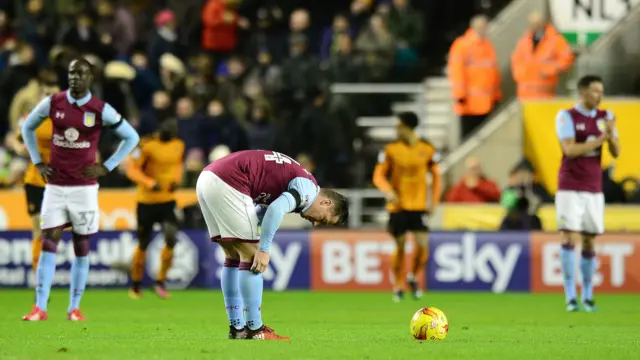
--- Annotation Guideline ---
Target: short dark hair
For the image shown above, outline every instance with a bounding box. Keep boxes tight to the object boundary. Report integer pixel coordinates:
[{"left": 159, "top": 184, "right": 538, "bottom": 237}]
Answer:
[
  {"left": 577, "top": 75, "right": 603, "bottom": 90},
  {"left": 323, "top": 189, "right": 349, "bottom": 226},
  {"left": 397, "top": 112, "right": 419, "bottom": 129},
  {"left": 71, "top": 57, "right": 93, "bottom": 71}
]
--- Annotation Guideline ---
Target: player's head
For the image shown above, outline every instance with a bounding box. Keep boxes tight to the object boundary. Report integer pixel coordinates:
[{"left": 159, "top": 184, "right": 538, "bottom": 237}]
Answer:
[
  {"left": 68, "top": 58, "right": 93, "bottom": 97},
  {"left": 158, "top": 118, "right": 178, "bottom": 141},
  {"left": 38, "top": 68, "right": 59, "bottom": 97},
  {"left": 301, "top": 189, "right": 349, "bottom": 227},
  {"left": 395, "top": 112, "right": 419, "bottom": 142},
  {"left": 577, "top": 75, "right": 604, "bottom": 109}
]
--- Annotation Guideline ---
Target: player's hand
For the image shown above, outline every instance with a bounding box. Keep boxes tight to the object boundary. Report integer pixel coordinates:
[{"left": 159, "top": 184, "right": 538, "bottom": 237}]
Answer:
[
  {"left": 251, "top": 250, "right": 270, "bottom": 274},
  {"left": 605, "top": 120, "right": 615, "bottom": 137},
  {"left": 384, "top": 190, "right": 399, "bottom": 204},
  {"left": 82, "top": 164, "right": 109, "bottom": 179},
  {"left": 35, "top": 163, "right": 55, "bottom": 182}
]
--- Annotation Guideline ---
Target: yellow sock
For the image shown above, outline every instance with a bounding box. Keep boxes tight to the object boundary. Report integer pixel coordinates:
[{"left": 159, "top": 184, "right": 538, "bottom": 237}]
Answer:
[
  {"left": 411, "top": 246, "right": 428, "bottom": 280},
  {"left": 157, "top": 247, "right": 174, "bottom": 283},
  {"left": 131, "top": 247, "right": 146, "bottom": 284},
  {"left": 391, "top": 248, "right": 406, "bottom": 290},
  {"left": 31, "top": 237, "right": 42, "bottom": 272}
]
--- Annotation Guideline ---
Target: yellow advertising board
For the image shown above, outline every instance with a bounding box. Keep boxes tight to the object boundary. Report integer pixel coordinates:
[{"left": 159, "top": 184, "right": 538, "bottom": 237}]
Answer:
[
  {"left": 0, "top": 189, "right": 198, "bottom": 231},
  {"left": 522, "top": 99, "right": 640, "bottom": 194},
  {"left": 442, "top": 204, "right": 640, "bottom": 232}
]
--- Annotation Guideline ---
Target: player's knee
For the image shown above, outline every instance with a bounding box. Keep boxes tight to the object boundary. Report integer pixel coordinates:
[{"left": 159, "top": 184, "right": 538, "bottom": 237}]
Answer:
[
  {"left": 560, "top": 230, "right": 580, "bottom": 246},
  {"left": 137, "top": 227, "right": 152, "bottom": 251},
  {"left": 43, "top": 228, "right": 63, "bottom": 242},
  {"left": 234, "top": 242, "right": 258, "bottom": 262},
  {"left": 582, "top": 235, "right": 596, "bottom": 252},
  {"left": 72, "top": 233, "right": 90, "bottom": 256},
  {"left": 32, "top": 227, "right": 42, "bottom": 241},
  {"left": 163, "top": 223, "right": 179, "bottom": 248},
  {"left": 41, "top": 237, "right": 59, "bottom": 253},
  {"left": 394, "top": 236, "right": 406, "bottom": 252}
]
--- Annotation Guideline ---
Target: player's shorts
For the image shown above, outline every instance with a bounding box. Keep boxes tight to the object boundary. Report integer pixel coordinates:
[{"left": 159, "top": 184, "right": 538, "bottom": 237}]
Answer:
[
  {"left": 137, "top": 201, "right": 178, "bottom": 230},
  {"left": 24, "top": 184, "right": 45, "bottom": 216},
  {"left": 40, "top": 184, "right": 100, "bottom": 236},
  {"left": 388, "top": 211, "right": 429, "bottom": 237},
  {"left": 555, "top": 190, "right": 604, "bottom": 235},
  {"left": 195, "top": 171, "right": 259, "bottom": 243}
]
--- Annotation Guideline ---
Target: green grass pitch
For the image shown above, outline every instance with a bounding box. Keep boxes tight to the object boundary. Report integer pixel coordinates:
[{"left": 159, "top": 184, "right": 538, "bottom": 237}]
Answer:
[{"left": 1, "top": 290, "right": 639, "bottom": 359}]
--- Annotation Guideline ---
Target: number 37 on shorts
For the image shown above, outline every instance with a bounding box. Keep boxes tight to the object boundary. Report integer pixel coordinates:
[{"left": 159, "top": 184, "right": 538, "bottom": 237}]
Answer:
[{"left": 40, "top": 184, "right": 100, "bottom": 235}]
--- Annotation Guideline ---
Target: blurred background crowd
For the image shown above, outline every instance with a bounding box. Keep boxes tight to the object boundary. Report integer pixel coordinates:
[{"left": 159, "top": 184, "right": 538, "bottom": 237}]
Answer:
[{"left": 0, "top": 0, "right": 638, "bottom": 230}]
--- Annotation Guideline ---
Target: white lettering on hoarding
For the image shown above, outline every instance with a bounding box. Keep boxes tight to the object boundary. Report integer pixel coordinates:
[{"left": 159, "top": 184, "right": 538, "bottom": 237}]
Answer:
[
  {"left": 214, "top": 241, "right": 301, "bottom": 291},
  {"left": 542, "top": 243, "right": 634, "bottom": 287},
  {"left": 321, "top": 239, "right": 405, "bottom": 285},
  {"left": 433, "top": 233, "right": 522, "bottom": 293}
]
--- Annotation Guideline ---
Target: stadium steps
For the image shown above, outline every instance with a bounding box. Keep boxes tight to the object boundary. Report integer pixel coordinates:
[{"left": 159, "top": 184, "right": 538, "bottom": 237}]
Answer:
[{"left": 358, "top": 77, "right": 454, "bottom": 151}]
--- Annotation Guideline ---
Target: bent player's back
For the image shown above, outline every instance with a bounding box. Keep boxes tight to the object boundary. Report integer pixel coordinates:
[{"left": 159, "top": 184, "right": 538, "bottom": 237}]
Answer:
[
  {"left": 204, "top": 150, "right": 317, "bottom": 206},
  {"left": 377, "top": 139, "right": 437, "bottom": 212},
  {"left": 557, "top": 107, "right": 607, "bottom": 193},
  {"left": 49, "top": 91, "right": 105, "bottom": 186}
]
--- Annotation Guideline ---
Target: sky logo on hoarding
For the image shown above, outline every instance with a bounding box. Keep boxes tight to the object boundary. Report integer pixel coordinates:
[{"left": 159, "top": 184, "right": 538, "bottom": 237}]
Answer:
[
  {"left": 433, "top": 232, "right": 522, "bottom": 293},
  {"left": 214, "top": 242, "right": 301, "bottom": 291}
]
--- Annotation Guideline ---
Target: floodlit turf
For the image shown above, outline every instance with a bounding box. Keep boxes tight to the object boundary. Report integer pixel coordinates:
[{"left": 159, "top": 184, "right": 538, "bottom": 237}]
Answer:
[{"left": 1, "top": 290, "right": 639, "bottom": 359}]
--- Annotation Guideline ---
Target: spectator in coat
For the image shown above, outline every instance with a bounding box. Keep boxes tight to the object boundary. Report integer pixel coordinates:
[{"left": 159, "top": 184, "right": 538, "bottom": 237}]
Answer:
[
  {"left": 511, "top": 11, "right": 573, "bottom": 100},
  {"left": 448, "top": 15, "right": 502, "bottom": 140},
  {"left": 320, "top": 13, "right": 353, "bottom": 61},
  {"left": 201, "top": 0, "right": 249, "bottom": 68},
  {"left": 446, "top": 156, "right": 501, "bottom": 203},
  {"left": 147, "top": 9, "right": 184, "bottom": 75}
]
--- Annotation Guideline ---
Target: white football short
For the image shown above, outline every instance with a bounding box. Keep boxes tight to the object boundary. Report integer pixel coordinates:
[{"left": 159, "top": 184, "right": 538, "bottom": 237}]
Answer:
[
  {"left": 555, "top": 190, "right": 604, "bottom": 235},
  {"left": 40, "top": 184, "right": 100, "bottom": 235},
  {"left": 196, "top": 171, "right": 259, "bottom": 243}
]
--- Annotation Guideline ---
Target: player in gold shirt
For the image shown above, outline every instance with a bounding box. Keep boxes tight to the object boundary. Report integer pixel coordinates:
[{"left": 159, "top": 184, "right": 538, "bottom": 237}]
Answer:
[
  {"left": 125, "top": 119, "right": 184, "bottom": 299},
  {"left": 14, "top": 82, "right": 59, "bottom": 274},
  {"left": 373, "top": 112, "right": 441, "bottom": 302}
]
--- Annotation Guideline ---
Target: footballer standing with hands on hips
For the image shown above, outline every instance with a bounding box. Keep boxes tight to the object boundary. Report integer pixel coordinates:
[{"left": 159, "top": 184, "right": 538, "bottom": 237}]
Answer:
[
  {"left": 21, "top": 58, "right": 140, "bottom": 321},
  {"left": 555, "top": 75, "right": 620, "bottom": 312}
]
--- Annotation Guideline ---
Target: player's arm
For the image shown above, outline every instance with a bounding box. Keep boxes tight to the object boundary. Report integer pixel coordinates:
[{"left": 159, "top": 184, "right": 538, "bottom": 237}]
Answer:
[
  {"left": 258, "top": 177, "right": 317, "bottom": 253},
  {"left": 428, "top": 152, "right": 442, "bottom": 210},
  {"left": 21, "top": 97, "right": 51, "bottom": 165},
  {"left": 125, "top": 145, "right": 157, "bottom": 189},
  {"left": 373, "top": 147, "right": 396, "bottom": 201},
  {"left": 605, "top": 110, "right": 621, "bottom": 158},
  {"left": 556, "top": 110, "right": 605, "bottom": 158},
  {"left": 173, "top": 143, "right": 185, "bottom": 186},
  {"left": 101, "top": 103, "right": 140, "bottom": 172}
]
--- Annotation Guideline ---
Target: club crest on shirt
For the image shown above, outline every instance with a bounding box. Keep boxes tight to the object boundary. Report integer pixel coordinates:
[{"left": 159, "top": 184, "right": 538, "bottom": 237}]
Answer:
[
  {"left": 83, "top": 112, "right": 96, "bottom": 127},
  {"left": 596, "top": 119, "right": 606, "bottom": 133}
]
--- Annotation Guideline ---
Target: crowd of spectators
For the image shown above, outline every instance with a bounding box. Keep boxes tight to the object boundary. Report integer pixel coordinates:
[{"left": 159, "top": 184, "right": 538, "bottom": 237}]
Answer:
[{"left": 0, "top": 0, "right": 429, "bottom": 189}]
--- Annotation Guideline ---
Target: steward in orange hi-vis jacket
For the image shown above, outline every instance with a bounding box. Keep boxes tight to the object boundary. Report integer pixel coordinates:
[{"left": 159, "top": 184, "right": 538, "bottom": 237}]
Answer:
[
  {"left": 447, "top": 15, "right": 502, "bottom": 139},
  {"left": 511, "top": 12, "right": 573, "bottom": 100}
]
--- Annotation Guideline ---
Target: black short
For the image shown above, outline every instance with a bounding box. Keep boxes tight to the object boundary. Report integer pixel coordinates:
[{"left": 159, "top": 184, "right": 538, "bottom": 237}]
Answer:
[
  {"left": 24, "top": 184, "right": 45, "bottom": 215},
  {"left": 388, "top": 211, "right": 428, "bottom": 236},
  {"left": 137, "top": 201, "right": 178, "bottom": 230}
]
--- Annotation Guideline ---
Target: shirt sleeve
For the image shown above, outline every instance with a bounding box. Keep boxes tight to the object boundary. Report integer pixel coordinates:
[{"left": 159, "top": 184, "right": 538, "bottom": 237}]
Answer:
[
  {"left": 555, "top": 110, "right": 575, "bottom": 141},
  {"left": 22, "top": 96, "right": 52, "bottom": 164},
  {"left": 287, "top": 177, "right": 320, "bottom": 213},
  {"left": 103, "top": 119, "right": 140, "bottom": 171},
  {"left": 258, "top": 195, "right": 294, "bottom": 253},
  {"left": 102, "top": 103, "right": 124, "bottom": 127}
]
